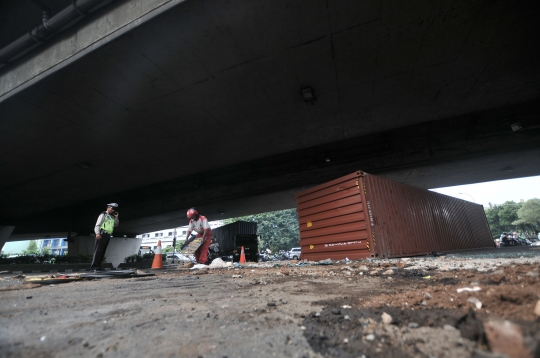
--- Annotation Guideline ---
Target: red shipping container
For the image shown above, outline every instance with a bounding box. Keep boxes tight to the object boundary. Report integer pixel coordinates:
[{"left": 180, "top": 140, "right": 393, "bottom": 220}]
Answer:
[{"left": 295, "top": 171, "right": 494, "bottom": 261}]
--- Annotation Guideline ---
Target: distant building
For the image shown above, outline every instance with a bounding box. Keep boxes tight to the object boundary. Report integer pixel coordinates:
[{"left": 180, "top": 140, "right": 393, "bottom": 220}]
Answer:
[
  {"left": 1, "top": 238, "right": 68, "bottom": 256},
  {"left": 40, "top": 238, "right": 68, "bottom": 255},
  {"left": 136, "top": 221, "right": 222, "bottom": 251}
]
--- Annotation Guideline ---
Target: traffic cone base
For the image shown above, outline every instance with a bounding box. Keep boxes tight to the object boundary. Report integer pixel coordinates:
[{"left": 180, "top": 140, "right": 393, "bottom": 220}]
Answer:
[
  {"left": 239, "top": 246, "right": 246, "bottom": 264},
  {"left": 151, "top": 240, "right": 163, "bottom": 269}
]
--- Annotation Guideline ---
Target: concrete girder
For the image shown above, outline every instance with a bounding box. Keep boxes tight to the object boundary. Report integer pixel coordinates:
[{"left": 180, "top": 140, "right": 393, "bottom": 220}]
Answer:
[
  {"left": 0, "top": 0, "right": 187, "bottom": 102},
  {"left": 7, "top": 102, "right": 540, "bottom": 236},
  {"left": 0, "top": 0, "right": 539, "bottom": 238}
]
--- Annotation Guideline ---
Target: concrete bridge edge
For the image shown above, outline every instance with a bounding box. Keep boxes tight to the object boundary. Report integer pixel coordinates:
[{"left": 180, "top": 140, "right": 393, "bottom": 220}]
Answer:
[
  {"left": 0, "top": 0, "right": 187, "bottom": 103},
  {"left": 0, "top": 226, "right": 16, "bottom": 255}
]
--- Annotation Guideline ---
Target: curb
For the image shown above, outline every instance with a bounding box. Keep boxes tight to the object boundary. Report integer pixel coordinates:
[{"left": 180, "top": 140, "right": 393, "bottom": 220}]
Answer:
[{"left": 0, "top": 263, "right": 114, "bottom": 273}]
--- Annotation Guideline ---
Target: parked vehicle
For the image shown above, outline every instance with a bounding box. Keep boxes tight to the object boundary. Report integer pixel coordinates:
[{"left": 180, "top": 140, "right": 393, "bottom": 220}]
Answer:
[
  {"left": 288, "top": 247, "right": 301, "bottom": 260},
  {"left": 206, "top": 241, "right": 223, "bottom": 263},
  {"left": 258, "top": 252, "right": 269, "bottom": 262},
  {"left": 499, "top": 232, "right": 522, "bottom": 247}
]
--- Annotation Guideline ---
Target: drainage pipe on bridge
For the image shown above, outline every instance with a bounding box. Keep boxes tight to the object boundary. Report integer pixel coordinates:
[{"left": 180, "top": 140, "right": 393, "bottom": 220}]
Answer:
[{"left": 0, "top": 0, "right": 112, "bottom": 69}]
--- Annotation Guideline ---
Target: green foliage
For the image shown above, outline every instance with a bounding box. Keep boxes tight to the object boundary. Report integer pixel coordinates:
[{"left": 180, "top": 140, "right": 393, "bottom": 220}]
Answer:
[
  {"left": 162, "top": 241, "right": 184, "bottom": 254},
  {"left": 0, "top": 253, "right": 92, "bottom": 265},
  {"left": 53, "top": 254, "right": 93, "bottom": 264},
  {"left": 223, "top": 208, "right": 300, "bottom": 252},
  {"left": 21, "top": 240, "right": 40, "bottom": 255},
  {"left": 124, "top": 252, "right": 163, "bottom": 263},
  {"left": 498, "top": 201, "right": 521, "bottom": 227},
  {"left": 41, "top": 246, "right": 51, "bottom": 255},
  {"left": 485, "top": 201, "right": 521, "bottom": 235},
  {"left": 513, "top": 198, "right": 540, "bottom": 233},
  {"left": 485, "top": 205, "right": 503, "bottom": 235}
]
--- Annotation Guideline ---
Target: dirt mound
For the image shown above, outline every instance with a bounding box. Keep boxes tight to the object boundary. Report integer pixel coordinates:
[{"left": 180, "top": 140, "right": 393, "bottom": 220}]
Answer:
[{"left": 303, "top": 303, "right": 539, "bottom": 358}]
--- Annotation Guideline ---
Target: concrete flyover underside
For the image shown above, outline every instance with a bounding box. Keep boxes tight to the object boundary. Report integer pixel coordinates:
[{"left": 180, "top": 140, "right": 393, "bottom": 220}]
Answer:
[{"left": 0, "top": 0, "right": 539, "bottom": 237}]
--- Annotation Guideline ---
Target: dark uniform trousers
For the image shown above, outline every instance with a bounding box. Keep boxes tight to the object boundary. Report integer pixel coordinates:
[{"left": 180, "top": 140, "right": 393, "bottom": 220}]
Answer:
[{"left": 91, "top": 232, "right": 111, "bottom": 268}]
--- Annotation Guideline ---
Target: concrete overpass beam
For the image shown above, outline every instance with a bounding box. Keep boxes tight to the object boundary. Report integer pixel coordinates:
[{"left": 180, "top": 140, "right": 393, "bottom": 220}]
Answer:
[
  {"left": 0, "top": 226, "right": 16, "bottom": 254},
  {"left": 0, "top": 0, "right": 187, "bottom": 102}
]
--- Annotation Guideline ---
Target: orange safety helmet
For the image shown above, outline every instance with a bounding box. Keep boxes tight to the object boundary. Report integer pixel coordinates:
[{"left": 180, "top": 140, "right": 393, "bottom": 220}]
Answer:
[{"left": 186, "top": 208, "right": 198, "bottom": 219}]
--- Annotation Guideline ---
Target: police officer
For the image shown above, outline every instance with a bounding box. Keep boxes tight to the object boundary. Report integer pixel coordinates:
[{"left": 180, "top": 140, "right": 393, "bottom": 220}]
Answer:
[{"left": 90, "top": 203, "right": 119, "bottom": 271}]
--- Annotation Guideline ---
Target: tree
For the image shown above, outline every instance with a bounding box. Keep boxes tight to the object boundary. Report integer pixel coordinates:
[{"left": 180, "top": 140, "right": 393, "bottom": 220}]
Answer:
[
  {"left": 485, "top": 205, "right": 503, "bottom": 235},
  {"left": 22, "top": 240, "right": 40, "bottom": 255},
  {"left": 513, "top": 198, "right": 540, "bottom": 234},
  {"left": 162, "top": 240, "right": 185, "bottom": 254},
  {"left": 484, "top": 201, "right": 522, "bottom": 236},
  {"left": 223, "top": 209, "right": 300, "bottom": 252},
  {"left": 497, "top": 201, "right": 521, "bottom": 228}
]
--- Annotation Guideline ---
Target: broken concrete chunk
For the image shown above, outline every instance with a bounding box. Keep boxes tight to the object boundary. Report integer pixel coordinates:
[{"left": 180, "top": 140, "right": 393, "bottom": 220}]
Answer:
[
  {"left": 381, "top": 312, "right": 392, "bottom": 325},
  {"left": 365, "top": 334, "right": 375, "bottom": 341},
  {"left": 534, "top": 300, "right": 540, "bottom": 317},
  {"left": 484, "top": 319, "right": 532, "bottom": 358},
  {"left": 318, "top": 259, "right": 333, "bottom": 265},
  {"left": 467, "top": 297, "right": 482, "bottom": 309},
  {"left": 457, "top": 286, "right": 481, "bottom": 293}
]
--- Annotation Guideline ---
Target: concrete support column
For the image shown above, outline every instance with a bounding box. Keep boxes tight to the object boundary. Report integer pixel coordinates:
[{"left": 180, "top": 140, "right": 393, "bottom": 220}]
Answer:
[
  {"left": 68, "top": 236, "right": 142, "bottom": 268},
  {"left": 0, "top": 226, "right": 15, "bottom": 254}
]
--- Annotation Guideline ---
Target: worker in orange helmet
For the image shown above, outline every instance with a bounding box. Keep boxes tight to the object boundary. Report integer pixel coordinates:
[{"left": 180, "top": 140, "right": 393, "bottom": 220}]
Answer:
[{"left": 186, "top": 207, "right": 213, "bottom": 264}]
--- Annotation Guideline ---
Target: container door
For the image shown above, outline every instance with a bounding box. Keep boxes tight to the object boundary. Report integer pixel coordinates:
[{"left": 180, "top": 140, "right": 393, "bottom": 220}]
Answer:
[{"left": 295, "top": 171, "right": 374, "bottom": 261}]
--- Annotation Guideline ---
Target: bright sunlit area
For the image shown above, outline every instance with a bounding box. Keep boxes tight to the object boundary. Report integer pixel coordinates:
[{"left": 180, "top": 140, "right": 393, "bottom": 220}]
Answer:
[{"left": 430, "top": 175, "right": 540, "bottom": 207}]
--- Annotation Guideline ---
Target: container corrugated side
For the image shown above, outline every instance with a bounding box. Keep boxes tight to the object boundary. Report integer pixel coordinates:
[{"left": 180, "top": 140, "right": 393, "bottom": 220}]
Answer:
[
  {"left": 361, "top": 172, "right": 494, "bottom": 258},
  {"left": 295, "top": 172, "right": 373, "bottom": 261},
  {"left": 295, "top": 171, "right": 494, "bottom": 260}
]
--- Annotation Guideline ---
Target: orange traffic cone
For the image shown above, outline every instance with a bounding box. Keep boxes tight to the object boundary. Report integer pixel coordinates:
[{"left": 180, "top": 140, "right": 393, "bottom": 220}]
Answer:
[
  {"left": 151, "top": 240, "right": 163, "bottom": 269},
  {"left": 239, "top": 246, "right": 246, "bottom": 264}
]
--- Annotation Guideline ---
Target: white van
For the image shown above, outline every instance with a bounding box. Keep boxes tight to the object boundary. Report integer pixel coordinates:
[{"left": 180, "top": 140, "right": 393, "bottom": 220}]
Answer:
[{"left": 288, "top": 247, "right": 301, "bottom": 260}]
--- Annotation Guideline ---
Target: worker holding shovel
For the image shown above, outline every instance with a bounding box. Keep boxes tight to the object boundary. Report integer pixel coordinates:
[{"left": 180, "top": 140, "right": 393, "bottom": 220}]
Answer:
[{"left": 185, "top": 208, "right": 212, "bottom": 265}]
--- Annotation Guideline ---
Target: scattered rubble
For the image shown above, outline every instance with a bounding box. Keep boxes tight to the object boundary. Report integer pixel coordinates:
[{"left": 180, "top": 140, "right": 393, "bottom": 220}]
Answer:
[{"left": 1, "top": 252, "right": 539, "bottom": 357}]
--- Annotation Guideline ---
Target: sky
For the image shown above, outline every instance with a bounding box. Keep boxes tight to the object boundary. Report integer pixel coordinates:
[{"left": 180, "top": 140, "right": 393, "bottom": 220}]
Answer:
[
  {"left": 2, "top": 240, "right": 33, "bottom": 255},
  {"left": 430, "top": 175, "right": 540, "bottom": 207}
]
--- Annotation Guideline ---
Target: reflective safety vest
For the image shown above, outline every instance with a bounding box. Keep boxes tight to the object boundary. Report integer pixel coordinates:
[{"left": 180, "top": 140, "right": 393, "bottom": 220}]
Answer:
[{"left": 100, "top": 213, "right": 115, "bottom": 234}]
